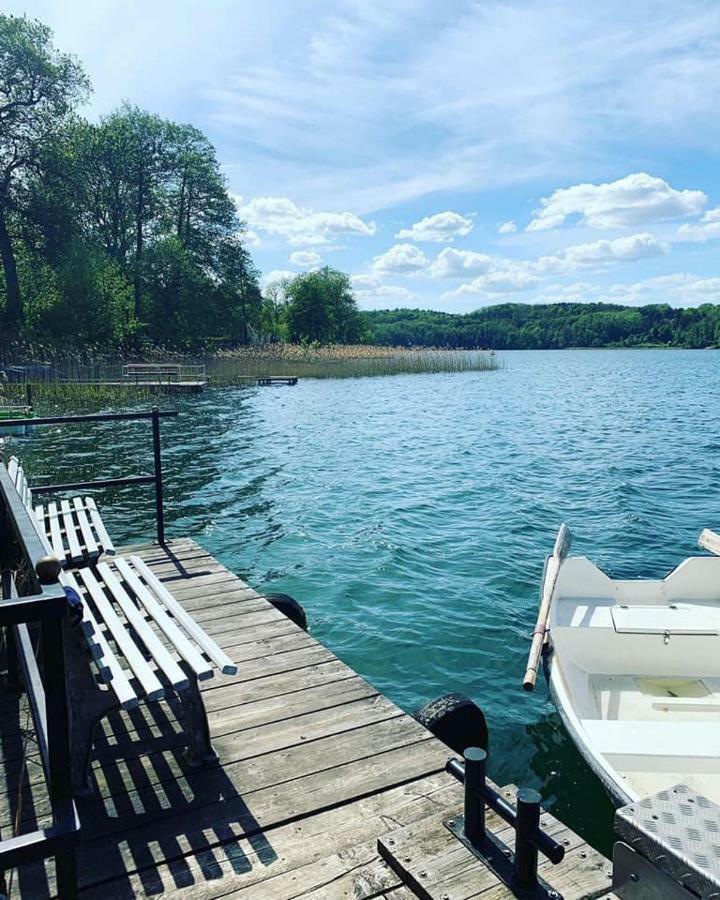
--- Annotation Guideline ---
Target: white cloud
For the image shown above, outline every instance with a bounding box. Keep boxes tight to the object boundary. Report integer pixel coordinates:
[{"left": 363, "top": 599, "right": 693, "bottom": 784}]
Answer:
[
  {"left": 261, "top": 269, "right": 296, "bottom": 287},
  {"left": 236, "top": 196, "right": 376, "bottom": 246},
  {"left": 242, "top": 229, "right": 262, "bottom": 248},
  {"left": 373, "top": 243, "right": 429, "bottom": 274},
  {"left": 527, "top": 173, "right": 707, "bottom": 231},
  {"left": 290, "top": 250, "right": 322, "bottom": 267},
  {"left": 608, "top": 273, "right": 720, "bottom": 306},
  {"left": 396, "top": 211, "right": 473, "bottom": 243},
  {"left": 678, "top": 206, "right": 720, "bottom": 241},
  {"left": 450, "top": 266, "right": 540, "bottom": 296},
  {"left": 497, "top": 220, "right": 517, "bottom": 234},
  {"left": 547, "top": 233, "right": 668, "bottom": 269},
  {"left": 351, "top": 274, "right": 419, "bottom": 309},
  {"left": 441, "top": 231, "right": 665, "bottom": 300},
  {"left": 430, "top": 248, "right": 496, "bottom": 278},
  {"left": 528, "top": 273, "right": 720, "bottom": 308}
]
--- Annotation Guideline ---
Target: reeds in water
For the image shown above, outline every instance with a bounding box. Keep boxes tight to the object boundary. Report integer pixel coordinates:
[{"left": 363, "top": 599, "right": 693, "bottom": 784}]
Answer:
[{"left": 207, "top": 345, "right": 501, "bottom": 383}]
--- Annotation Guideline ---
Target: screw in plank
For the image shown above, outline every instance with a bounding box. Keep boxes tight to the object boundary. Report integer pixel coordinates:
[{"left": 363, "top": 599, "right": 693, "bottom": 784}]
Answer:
[
  {"left": 387, "top": 838, "right": 394, "bottom": 846},
  {"left": 419, "top": 870, "right": 427, "bottom": 878}
]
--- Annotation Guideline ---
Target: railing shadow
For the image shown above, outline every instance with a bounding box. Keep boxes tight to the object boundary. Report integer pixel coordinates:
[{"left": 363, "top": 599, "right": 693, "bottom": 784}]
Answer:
[{"left": 76, "top": 697, "right": 277, "bottom": 897}]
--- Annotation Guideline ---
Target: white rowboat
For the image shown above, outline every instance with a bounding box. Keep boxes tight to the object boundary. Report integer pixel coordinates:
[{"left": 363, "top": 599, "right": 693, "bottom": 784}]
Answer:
[{"left": 542, "top": 527, "right": 720, "bottom": 807}]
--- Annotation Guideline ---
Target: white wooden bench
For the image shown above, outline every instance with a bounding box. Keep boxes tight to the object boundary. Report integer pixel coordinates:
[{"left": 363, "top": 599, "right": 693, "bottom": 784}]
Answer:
[
  {"left": 5, "top": 457, "right": 237, "bottom": 795},
  {"left": 7, "top": 457, "right": 115, "bottom": 567}
]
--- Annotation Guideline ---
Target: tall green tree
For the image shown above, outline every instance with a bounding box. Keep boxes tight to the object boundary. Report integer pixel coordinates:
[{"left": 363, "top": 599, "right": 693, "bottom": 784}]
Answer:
[
  {"left": 285, "top": 267, "right": 364, "bottom": 343},
  {"left": 0, "top": 14, "right": 88, "bottom": 331}
]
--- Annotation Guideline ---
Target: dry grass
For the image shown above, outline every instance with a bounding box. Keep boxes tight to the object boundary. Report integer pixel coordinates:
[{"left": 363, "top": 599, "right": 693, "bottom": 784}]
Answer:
[
  {"left": 0, "top": 344, "right": 501, "bottom": 399},
  {"left": 208, "top": 345, "right": 500, "bottom": 382}
]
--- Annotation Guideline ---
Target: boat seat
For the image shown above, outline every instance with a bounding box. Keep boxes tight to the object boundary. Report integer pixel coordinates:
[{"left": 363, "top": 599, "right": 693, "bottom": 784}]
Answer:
[
  {"left": 7, "top": 456, "right": 115, "bottom": 567},
  {"left": 581, "top": 719, "right": 720, "bottom": 758}
]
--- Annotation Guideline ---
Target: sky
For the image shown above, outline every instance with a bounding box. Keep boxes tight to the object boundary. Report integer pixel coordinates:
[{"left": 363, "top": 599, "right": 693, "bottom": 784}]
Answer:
[{"left": 9, "top": 0, "right": 720, "bottom": 313}]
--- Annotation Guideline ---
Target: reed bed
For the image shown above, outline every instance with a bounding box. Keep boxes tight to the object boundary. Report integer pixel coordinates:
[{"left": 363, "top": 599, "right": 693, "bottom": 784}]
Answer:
[
  {"left": 208, "top": 346, "right": 501, "bottom": 382},
  {"left": 0, "top": 345, "right": 500, "bottom": 395}
]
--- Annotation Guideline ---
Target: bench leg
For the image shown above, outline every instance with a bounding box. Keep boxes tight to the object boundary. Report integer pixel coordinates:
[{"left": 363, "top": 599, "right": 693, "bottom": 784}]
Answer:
[
  {"left": 62, "top": 623, "right": 119, "bottom": 796},
  {"left": 176, "top": 677, "right": 218, "bottom": 768}
]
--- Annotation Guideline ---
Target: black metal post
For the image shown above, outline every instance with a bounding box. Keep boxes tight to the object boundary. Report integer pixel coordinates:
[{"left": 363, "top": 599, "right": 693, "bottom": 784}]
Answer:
[
  {"left": 514, "top": 787, "right": 541, "bottom": 890},
  {"left": 41, "top": 594, "right": 78, "bottom": 898},
  {"left": 464, "top": 747, "right": 487, "bottom": 844},
  {"left": 152, "top": 407, "right": 165, "bottom": 545},
  {"left": 25, "top": 382, "right": 33, "bottom": 409}
]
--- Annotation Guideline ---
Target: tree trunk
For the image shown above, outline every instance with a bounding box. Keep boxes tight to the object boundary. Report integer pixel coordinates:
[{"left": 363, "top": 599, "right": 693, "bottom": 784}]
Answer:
[
  {"left": 0, "top": 205, "right": 22, "bottom": 331},
  {"left": 134, "top": 165, "right": 144, "bottom": 321}
]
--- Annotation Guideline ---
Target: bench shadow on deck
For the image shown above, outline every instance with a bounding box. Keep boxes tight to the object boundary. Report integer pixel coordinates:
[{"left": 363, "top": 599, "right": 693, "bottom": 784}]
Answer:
[
  {"left": 1, "top": 538, "right": 458, "bottom": 899},
  {"left": 0, "top": 539, "right": 613, "bottom": 900}
]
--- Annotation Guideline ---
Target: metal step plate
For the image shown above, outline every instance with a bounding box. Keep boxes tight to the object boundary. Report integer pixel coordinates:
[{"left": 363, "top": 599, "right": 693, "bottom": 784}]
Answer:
[{"left": 615, "top": 783, "right": 720, "bottom": 897}]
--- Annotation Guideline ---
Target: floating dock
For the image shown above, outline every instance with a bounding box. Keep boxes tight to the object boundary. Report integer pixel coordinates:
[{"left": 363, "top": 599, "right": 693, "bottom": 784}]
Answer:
[{"left": 0, "top": 537, "right": 615, "bottom": 899}]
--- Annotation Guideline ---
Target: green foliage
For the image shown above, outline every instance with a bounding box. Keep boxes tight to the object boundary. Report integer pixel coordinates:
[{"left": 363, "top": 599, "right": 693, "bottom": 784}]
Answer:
[
  {"left": 363, "top": 303, "right": 720, "bottom": 350},
  {"left": 0, "top": 13, "right": 89, "bottom": 331},
  {"left": 0, "top": 15, "right": 261, "bottom": 351},
  {"left": 285, "top": 267, "right": 364, "bottom": 344}
]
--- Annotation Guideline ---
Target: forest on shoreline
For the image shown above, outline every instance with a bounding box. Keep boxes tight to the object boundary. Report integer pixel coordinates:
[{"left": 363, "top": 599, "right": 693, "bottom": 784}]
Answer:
[
  {"left": 3, "top": 16, "right": 720, "bottom": 358},
  {"left": 362, "top": 303, "right": 720, "bottom": 350}
]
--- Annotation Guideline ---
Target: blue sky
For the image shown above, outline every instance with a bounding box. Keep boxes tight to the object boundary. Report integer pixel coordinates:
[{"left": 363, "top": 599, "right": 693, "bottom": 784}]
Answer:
[{"left": 10, "top": 0, "right": 720, "bottom": 312}]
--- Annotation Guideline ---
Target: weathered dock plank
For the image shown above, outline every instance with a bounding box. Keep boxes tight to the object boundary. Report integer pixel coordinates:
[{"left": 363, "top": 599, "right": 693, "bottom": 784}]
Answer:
[{"left": 0, "top": 538, "right": 610, "bottom": 899}]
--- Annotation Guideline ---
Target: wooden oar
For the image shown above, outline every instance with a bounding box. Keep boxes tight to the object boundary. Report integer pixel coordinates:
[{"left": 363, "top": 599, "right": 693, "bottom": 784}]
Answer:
[
  {"left": 699, "top": 528, "right": 720, "bottom": 556},
  {"left": 523, "top": 523, "right": 572, "bottom": 692}
]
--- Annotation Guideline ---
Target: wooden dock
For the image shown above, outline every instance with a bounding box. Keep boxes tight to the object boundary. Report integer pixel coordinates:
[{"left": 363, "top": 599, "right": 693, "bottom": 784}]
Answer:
[
  {"left": 83, "top": 381, "right": 207, "bottom": 394},
  {"left": 0, "top": 538, "right": 614, "bottom": 899}
]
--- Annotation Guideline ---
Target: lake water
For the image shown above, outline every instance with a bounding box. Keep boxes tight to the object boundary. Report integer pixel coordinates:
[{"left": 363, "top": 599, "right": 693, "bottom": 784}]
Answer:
[{"left": 13, "top": 348, "right": 720, "bottom": 851}]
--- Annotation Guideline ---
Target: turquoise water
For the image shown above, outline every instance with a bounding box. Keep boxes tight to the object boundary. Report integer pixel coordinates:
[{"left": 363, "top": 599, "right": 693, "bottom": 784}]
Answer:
[{"left": 13, "top": 348, "right": 720, "bottom": 851}]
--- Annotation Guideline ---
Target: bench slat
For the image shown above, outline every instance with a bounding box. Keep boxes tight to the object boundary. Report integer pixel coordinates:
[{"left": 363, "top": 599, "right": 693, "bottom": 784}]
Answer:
[
  {"left": 77, "top": 568, "right": 165, "bottom": 701},
  {"left": 85, "top": 497, "right": 115, "bottom": 554},
  {"left": 60, "top": 499, "right": 84, "bottom": 564},
  {"left": 130, "top": 554, "right": 238, "bottom": 675},
  {"left": 96, "top": 562, "right": 190, "bottom": 692},
  {"left": 25, "top": 501, "right": 112, "bottom": 677},
  {"left": 60, "top": 570, "right": 111, "bottom": 676},
  {"left": 113, "top": 557, "right": 213, "bottom": 681},
  {"left": 46, "top": 501, "right": 65, "bottom": 560},
  {"left": 72, "top": 497, "right": 99, "bottom": 558}
]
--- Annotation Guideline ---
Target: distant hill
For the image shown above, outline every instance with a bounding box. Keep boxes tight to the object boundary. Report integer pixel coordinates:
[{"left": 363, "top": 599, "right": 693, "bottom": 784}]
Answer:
[{"left": 361, "top": 303, "right": 720, "bottom": 349}]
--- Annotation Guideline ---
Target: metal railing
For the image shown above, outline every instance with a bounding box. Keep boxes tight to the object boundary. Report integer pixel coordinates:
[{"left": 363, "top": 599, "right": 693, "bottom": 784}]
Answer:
[
  {"left": 0, "top": 409, "right": 177, "bottom": 545},
  {"left": 446, "top": 748, "right": 565, "bottom": 895},
  {"left": 0, "top": 463, "right": 80, "bottom": 898},
  {"left": 122, "top": 363, "right": 206, "bottom": 384}
]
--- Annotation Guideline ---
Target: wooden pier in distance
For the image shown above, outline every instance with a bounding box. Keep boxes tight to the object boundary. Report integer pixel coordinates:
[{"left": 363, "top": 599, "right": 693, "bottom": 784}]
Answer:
[{"left": 0, "top": 538, "right": 614, "bottom": 899}]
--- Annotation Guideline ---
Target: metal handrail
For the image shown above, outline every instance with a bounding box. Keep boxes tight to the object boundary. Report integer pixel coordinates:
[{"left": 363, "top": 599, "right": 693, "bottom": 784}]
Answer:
[
  {"left": 122, "top": 363, "right": 206, "bottom": 383},
  {"left": 0, "top": 409, "right": 177, "bottom": 545},
  {"left": 0, "top": 463, "right": 80, "bottom": 896}
]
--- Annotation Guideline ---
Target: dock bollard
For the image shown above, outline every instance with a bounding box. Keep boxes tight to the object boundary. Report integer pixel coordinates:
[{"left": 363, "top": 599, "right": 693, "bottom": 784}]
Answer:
[
  {"left": 464, "top": 747, "right": 487, "bottom": 844},
  {"left": 515, "top": 787, "right": 541, "bottom": 890}
]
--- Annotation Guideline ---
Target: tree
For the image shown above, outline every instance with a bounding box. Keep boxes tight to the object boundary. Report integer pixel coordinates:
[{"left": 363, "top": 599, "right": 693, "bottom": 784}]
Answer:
[
  {"left": 285, "top": 267, "right": 364, "bottom": 343},
  {"left": 262, "top": 278, "right": 289, "bottom": 342},
  {"left": 0, "top": 14, "right": 88, "bottom": 331}
]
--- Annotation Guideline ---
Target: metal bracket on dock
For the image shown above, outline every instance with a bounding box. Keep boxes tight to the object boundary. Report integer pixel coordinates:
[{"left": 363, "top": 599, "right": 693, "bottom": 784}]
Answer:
[
  {"left": 443, "top": 748, "right": 565, "bottom": 899},
  {"left": 444, "top": 813, "right": 562, "bottom": 899}
]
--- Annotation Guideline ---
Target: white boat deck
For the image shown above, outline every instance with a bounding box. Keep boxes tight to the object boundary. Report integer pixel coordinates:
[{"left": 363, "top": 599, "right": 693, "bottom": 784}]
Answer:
[{"left": 548, "top": 553, "right": 720, "bottom": 805}]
